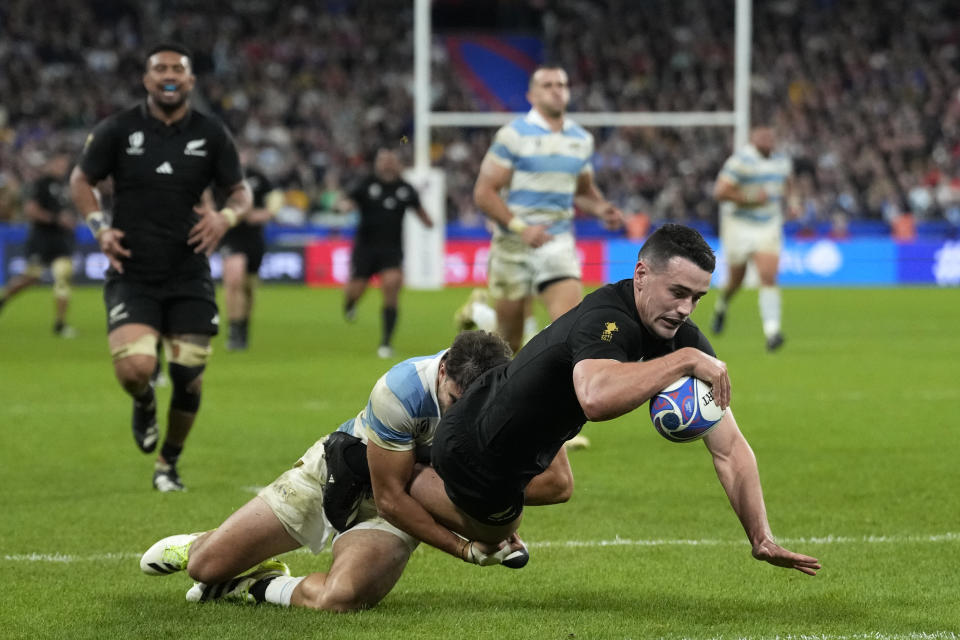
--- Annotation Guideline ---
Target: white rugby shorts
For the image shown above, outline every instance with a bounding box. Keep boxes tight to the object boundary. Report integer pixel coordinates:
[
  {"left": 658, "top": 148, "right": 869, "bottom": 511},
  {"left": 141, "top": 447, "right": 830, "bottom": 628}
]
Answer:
[
  {"left": 720, "top": 213, "right": 783, "bottom": 265},
  {"left": 258, "top": 435, "right": 419, "bottom": 554},
  {"left": 487, "top": 231, "right": 581, "bottom": 301}
]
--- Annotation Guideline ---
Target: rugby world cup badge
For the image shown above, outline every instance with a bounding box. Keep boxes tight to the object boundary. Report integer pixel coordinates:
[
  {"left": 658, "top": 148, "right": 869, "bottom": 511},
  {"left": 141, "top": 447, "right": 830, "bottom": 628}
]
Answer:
[{"left": 126, "top": 131, "right": 144, "bottom": 155}]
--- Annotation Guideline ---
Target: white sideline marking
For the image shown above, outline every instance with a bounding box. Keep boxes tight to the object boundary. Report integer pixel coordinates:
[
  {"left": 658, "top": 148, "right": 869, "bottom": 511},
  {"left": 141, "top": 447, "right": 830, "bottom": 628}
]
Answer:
[
  {"left": 3, "top": 552, "right": 142, "bottom": 563},
  {"left": 695, "top": 635, "right": 960, "bottom": 640},
  {"left": 532, "top": 531, "right": 960, "bottom": 549},
  {"left": 4, "top": 532, "right": 958, "bottom": 564}
]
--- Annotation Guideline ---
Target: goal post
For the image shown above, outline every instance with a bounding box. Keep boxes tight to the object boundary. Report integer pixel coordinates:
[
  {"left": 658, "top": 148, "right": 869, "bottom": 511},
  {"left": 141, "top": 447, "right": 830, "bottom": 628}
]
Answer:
[{"left": 404, "top": 0, "right": 752, "bottom": 289}]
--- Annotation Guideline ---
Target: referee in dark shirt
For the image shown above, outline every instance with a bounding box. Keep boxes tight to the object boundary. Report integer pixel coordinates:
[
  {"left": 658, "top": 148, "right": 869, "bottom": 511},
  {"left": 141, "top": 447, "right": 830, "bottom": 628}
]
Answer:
[
  {"left": 341, "top": 147, "right": 433, "bottom": 359},
  {"left": 0, "top": 152, "right": 77, "bottom": 336},
  {"left": 69, "top": 42, "right": 252, "bottom": 492}
]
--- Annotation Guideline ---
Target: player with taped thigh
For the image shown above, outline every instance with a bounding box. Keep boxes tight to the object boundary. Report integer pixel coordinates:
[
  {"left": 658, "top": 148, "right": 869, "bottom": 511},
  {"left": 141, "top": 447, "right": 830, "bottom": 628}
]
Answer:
[
  {"left": 70, "top": 42, "right": 252, "bottom": 491},
  {"left": 104, "top": 276, "right": 217, "bottom": 491},
  {"left": 0, "top": 153, "right": 78, "bottom": 337},
  {"left": 140, "top": 331, "right": 572, "bottom": 611}
]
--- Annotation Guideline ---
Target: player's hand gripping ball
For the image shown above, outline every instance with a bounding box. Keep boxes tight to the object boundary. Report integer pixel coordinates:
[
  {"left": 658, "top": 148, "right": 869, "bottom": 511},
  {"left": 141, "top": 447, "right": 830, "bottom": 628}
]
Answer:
[{"left": 649, "top": 376, "right": 725, "bottom": 443}]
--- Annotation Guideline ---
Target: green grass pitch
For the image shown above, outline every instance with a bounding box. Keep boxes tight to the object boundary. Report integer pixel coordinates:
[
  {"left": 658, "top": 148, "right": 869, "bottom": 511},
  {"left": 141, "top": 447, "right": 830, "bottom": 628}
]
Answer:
[{"left": 1, "top": 284, "right": 958, "bottom": 639}]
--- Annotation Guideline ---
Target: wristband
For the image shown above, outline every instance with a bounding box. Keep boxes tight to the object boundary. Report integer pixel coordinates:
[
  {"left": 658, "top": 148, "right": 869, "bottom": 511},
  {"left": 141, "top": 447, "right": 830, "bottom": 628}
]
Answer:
[
  {"left": 220, "top": 207, "right": 239, "bottom": 227},
  {"left": 85, "top": 210, "right": 110, "bottom": 240},
  {"left": 507, "top": 217, "right": 528, "bottom": 234}
]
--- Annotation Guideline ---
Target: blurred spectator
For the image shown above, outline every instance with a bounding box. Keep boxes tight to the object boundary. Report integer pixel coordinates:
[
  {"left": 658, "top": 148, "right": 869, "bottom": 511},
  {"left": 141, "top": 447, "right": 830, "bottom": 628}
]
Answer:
[{"left": 2, "top": 0, "right": 960, "bottom": 233}]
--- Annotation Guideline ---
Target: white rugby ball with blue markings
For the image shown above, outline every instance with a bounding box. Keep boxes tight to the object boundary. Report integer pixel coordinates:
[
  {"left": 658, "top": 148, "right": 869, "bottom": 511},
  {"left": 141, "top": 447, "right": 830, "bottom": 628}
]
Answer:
[{"left": 649, "top": 376, "right": 725, "bottom": 443}]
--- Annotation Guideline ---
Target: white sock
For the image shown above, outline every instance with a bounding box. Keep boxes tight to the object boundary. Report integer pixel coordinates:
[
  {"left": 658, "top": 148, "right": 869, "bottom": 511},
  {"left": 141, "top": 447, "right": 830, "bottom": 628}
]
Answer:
[
  {"left": 758, "top": 286, "right": 781, "bottom": 338},
  {"left": 470, "top": 302, "right": 498, "bottom": 332},
  {"left": 263, "top": 576, "right": 305, "bottom": 607},
  {"left": 522, "top": 315, "right": 539, "bottom": 345}
]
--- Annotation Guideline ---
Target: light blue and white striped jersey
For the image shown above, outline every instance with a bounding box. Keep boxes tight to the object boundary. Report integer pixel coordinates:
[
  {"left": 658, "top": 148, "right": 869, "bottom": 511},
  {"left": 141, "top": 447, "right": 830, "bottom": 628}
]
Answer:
[
  {"left": 337, "top": 350, "right": 445, "bottom": 452},
  {"left": 486, "top": 108, "right": 594, "bottom": 234},
  {"left": 718, "top": 144, "right": 793, "bottom": 222}
]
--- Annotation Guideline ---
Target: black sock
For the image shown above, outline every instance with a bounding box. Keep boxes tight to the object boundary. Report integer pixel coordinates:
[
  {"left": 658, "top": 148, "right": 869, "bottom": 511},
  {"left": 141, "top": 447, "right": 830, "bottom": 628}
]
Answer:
[
  {"left": 240, "top": 319, "right": 249, "bottom": 341},
  {"left": 249, "top": 575, "right": 279, "bottom": 604},
  {"left": 160, "top": 441, "right": 183, "bottom": 466},
  {"left": 229, "top": 320, "right": 243, "bottom": 341},
  {"left": 381, "top": 306, "right": 397, "bottom": 346},
  {"left": 134, "top": 385, "right": 155, "bottom": 408}
]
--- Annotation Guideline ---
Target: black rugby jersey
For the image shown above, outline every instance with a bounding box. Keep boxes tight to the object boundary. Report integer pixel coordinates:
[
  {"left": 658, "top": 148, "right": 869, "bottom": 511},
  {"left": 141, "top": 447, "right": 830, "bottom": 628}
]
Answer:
[
  {"left": 79, "top": 103, "right": 243, "bottom": 281},
  {"left": 25, "top": 176, "right": 69, "bottom": 230},
  {"left": 451, "top": 278, "right": 716, "bottom": 482},
  {"left": 219, "top": 167, "right": 273, "bottom": 247},
  {"left": 349, "top": 175, "right": 421, "bottom": 247}
]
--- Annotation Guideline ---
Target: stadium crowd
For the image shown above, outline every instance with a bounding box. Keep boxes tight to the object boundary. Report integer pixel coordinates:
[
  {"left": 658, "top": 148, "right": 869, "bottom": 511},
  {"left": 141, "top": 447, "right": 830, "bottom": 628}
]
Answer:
[{"left": 2, "top": 0, "right": 960, "bottom": 232}]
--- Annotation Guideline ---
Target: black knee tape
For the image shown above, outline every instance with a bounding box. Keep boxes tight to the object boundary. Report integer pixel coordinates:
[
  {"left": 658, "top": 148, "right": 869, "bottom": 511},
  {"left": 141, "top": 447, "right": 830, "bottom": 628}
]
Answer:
[{"left": 169, "top": 363, "right": 204, "bottom": 413}]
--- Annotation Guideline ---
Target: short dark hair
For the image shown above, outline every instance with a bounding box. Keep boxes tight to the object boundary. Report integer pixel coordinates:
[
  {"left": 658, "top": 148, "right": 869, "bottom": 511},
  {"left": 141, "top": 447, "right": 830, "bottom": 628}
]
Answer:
[
  {"left": 145, "top": 42, "right": 193, "bottom": 68},
  {"left": 637, "top": 223, "right": 716, "bottom": 273},
  {"left": 442, "top": 331, "right": 513, "bottom": 391},
  {"left": 529, "top": 64, "right": 567, "bottom": 87}
]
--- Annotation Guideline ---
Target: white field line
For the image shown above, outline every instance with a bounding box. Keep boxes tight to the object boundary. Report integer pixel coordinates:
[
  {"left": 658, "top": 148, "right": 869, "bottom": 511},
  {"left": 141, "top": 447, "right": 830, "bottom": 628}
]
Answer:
[
  {"left": 4, "top": 532, "right": 958, "bottom": 564},
  {"left": 682, "top": 635, "right": 959, "bottom": 640},
  {"left": 532, "top": 531, "right": 960, "bottom": 549}
]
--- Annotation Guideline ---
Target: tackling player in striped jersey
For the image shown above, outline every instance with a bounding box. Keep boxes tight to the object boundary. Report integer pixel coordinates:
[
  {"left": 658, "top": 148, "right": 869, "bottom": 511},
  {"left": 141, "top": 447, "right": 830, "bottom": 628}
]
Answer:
[{"left": 140, "top": 331, "right": 573, "bottom": 610}]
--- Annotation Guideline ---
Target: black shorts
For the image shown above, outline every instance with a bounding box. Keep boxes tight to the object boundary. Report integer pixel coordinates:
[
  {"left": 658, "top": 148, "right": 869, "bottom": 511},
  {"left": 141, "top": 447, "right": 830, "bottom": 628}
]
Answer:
[
  {"left": 431, "top": 395, "right": 526, "bottom": 526},
  {"left": 103, "top": 274, "right": 219, "bottom": 336},
  {"left": 26, "top": 228, "right": 73, "bottom": 265},
  {"left": 220, "top": 226, "right": 266, "bottom": 275},
  {"left": 350, "top": 244, "right": 402, "bottom": 280}
]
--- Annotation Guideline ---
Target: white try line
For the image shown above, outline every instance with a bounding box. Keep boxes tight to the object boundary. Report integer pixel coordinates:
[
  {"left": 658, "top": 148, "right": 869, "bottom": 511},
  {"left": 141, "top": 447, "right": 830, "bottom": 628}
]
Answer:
[
  {"left": 685, "top": 635, "right": 959, "bottom": 640},
  {"left": 4, "top": 531, "right": 959, "bottom": 564},
  {"left": 532, "top": 531, "right": 960, "bottom": 549},
  {"left": 695, "top": 635, "right": 960, "bottom": 640}
]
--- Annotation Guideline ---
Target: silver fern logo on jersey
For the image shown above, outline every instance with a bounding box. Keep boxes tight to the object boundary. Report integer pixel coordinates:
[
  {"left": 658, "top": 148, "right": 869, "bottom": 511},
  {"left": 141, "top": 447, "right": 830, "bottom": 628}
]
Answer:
[{"left": 184, "top": 138, "right": 207, "bottom": 157}]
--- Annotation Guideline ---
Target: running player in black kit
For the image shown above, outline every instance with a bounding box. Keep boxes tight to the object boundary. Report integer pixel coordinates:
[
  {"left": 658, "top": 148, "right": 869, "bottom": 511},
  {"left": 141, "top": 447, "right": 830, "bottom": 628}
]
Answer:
[
  {"left": 218, "top": 154, "right": 282, "bottom": 351},
  {"left": 412, "top": 224, "right": 821, "bottom": 576},
  {"left": 341, "top": 147, "right": 433, "bottom": 359},
  {"left": 69, "top": 43, "right": 252, "bottom": 492},
  {"left": 0, "top": 152, "right": 77, "bottom": 336}
]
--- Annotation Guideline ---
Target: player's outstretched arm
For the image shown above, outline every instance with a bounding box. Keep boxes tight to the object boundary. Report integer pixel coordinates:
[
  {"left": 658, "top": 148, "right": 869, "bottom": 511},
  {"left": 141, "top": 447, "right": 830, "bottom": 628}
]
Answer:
[{"left": 703, "top": 411, "right": 820, "bottom": 576}]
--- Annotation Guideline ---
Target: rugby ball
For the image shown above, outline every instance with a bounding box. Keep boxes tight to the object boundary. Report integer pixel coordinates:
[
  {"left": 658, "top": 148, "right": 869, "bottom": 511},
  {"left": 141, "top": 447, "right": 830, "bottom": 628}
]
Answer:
[{"left": 649, "top": 376, "right": 725, "bottom": 443}]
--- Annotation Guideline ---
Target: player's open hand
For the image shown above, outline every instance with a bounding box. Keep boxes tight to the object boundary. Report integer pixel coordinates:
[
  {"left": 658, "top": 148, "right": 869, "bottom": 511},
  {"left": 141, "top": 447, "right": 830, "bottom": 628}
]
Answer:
[
  {"left": 521, "top": 224, "right": 552, "bottom": 248},
  {"left": 97, "top": 228, "right": 131, "bottom": 273},
  {"left": 752, "top": 538, "right": 821, "bottom": 576},
  {"left": 189, "top": 202, "right": 229, "bottom": 255}
]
